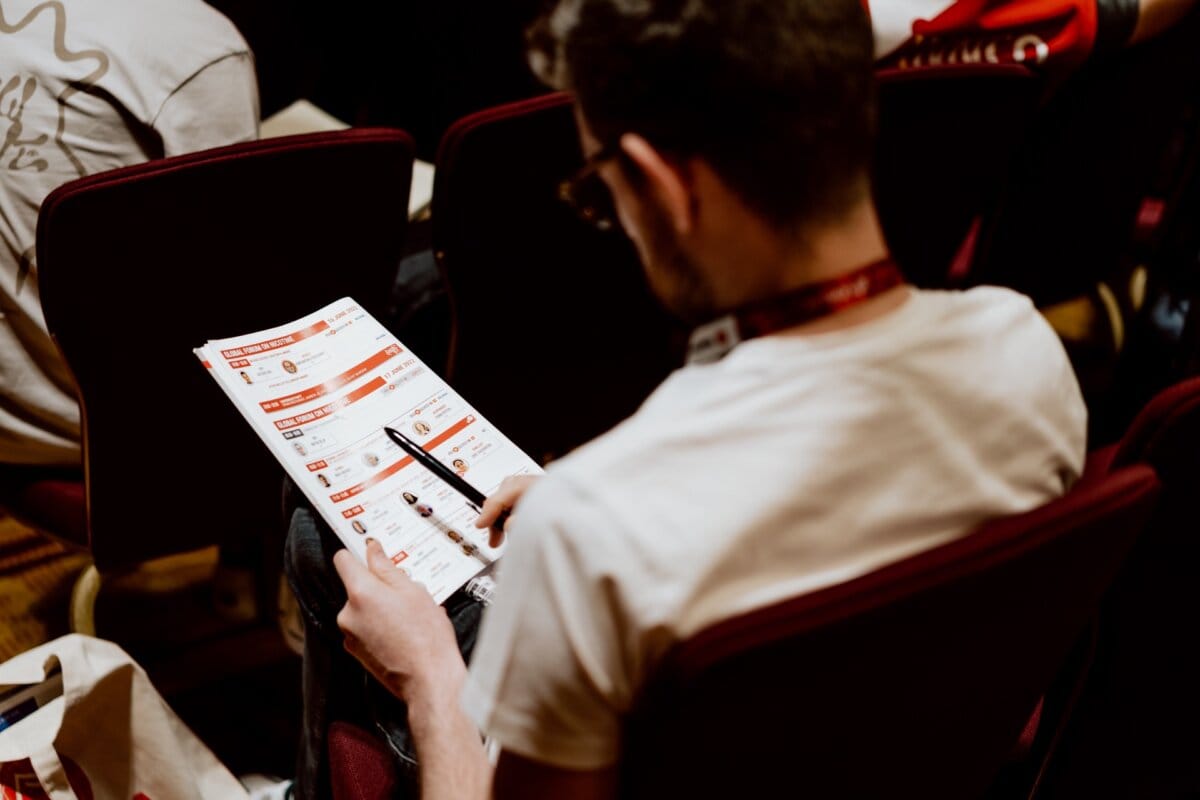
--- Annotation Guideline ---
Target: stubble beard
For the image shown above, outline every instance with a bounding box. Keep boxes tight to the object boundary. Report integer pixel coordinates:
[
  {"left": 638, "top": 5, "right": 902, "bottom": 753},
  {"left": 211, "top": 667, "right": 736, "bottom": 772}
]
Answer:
[{"left": 638, "top": 205, "right": 718, "bottom": 327}]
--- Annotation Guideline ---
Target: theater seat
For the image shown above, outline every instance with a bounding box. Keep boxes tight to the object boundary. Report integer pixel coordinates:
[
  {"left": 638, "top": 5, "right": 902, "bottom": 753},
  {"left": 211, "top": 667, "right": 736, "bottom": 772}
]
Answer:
[
  {"left": 0, "top": 466, "right": 87, "bottom": 551},
  {"left": 1036, "top": 376, "right": 1200, "bottom": 797},
  {"left": 432, "top": 92, "right": 685, "bottom": 464},
  {"left": 329, "top": 722, "right": 399, "bottom": 800},
  {"left": 4, "top": 130, "right": 414, "bottom": 681},
  {"left": 873, "top": 63, "right": 1039, "bottom": 288},
  {"left": 618, "top": 465, "right": 1157, "bottom": 799}
]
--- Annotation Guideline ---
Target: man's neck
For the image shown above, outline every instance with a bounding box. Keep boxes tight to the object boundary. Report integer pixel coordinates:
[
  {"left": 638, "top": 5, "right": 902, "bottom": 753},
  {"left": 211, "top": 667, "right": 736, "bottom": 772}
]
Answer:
[
  {"left": 769, "top": 198, "right": 891, "bottom": 293},
  {"left": 702, "top": 196, "right": 903, "bottom": 335},
  {"left": 771, "top": 199, "right": 908, "bottom": 337}
]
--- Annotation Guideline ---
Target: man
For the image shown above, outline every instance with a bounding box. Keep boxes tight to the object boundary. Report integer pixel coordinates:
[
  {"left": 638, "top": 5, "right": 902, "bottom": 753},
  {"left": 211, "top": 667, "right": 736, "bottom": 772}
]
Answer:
[
  {"left": 0, "top": 0, "right": 258, "bottom": 468},
  {"left": 279, "top": 1, "right": 1093, "bottom": 798}
]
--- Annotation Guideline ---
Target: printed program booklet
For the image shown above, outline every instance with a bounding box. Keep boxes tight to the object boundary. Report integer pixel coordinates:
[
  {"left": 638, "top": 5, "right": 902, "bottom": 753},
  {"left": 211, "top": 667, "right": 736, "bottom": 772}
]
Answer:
[{"left": 194, "top": 297, "right": 542, "bottom": 604}]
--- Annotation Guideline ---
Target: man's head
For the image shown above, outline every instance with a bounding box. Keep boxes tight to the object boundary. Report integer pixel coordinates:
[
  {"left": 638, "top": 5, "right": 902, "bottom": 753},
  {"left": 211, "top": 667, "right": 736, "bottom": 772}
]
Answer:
[{"left": 528, "top": 0, "right": 878, "bottom": 322}]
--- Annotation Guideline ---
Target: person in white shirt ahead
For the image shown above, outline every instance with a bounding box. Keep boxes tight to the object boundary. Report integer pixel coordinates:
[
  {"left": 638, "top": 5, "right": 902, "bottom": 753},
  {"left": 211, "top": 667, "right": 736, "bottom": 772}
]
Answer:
[
  {"left": 0, "top": 0, "right": 259, "bottom": 467},
  {"left": 289, "top": 1, "right": 1088, "bottom": 797}
]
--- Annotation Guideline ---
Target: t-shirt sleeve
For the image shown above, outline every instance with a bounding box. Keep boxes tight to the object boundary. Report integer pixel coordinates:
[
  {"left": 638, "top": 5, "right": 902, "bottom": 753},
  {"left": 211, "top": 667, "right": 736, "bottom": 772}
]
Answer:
[
  {"left": 461, "top": 479, "right": 634, "bottom": 771},
  {"left": 153, "top": 52, "right": 260, "bottom": 157}
]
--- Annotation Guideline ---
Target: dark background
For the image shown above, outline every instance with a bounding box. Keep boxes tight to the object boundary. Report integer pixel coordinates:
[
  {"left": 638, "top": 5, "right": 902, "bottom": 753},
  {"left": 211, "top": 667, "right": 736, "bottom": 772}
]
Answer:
[{"left": 209, "top": 0, "right": 548, "bottom": 160}]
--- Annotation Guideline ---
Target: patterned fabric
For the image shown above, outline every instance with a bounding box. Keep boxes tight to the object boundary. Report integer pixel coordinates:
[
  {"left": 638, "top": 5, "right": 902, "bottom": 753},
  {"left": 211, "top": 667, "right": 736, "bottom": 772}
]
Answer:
[{"left": 871, "top": 0, "right": 1141, "bottom": 72}]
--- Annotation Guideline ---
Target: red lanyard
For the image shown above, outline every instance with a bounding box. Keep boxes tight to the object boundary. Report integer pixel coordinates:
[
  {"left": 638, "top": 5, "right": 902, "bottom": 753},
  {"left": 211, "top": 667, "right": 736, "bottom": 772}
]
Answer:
[{"left": 686, "top": 258, "right": 905, "bottom": 364}]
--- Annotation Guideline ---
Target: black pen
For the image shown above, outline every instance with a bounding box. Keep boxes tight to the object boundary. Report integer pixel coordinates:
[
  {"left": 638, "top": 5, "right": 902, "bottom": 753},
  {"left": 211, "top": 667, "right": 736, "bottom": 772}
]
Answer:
[{"left": 383, "top": 426, "right": 510, "bottom": 533}]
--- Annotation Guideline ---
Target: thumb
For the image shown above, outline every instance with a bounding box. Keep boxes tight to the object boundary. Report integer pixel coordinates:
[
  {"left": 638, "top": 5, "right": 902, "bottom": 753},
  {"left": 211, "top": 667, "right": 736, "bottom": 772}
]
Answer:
[{"left": 365, "top": 539, "right": 400, "bottom": 582}]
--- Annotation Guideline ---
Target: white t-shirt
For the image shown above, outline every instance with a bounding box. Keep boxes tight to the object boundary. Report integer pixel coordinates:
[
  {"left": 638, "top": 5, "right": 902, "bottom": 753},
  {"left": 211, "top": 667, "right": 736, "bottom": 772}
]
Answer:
[
  {"left": 0, "top": 0, "right": 259, "bottom": 465},
  {"left": 462, "top": 285, "right": 1087, "bottom": 769}
]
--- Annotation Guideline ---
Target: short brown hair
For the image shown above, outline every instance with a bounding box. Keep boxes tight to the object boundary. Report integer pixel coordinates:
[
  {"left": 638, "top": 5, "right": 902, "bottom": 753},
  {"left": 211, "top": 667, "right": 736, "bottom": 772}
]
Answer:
[{"left": 528, "top": 0, "right": 877, "bottom": 229}]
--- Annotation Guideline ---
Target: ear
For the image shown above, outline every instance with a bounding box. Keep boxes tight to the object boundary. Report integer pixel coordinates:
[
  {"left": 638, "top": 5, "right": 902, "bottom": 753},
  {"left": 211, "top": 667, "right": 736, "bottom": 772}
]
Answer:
[{"left": 619, "top": 133, "right": 694, "bottom": 235}]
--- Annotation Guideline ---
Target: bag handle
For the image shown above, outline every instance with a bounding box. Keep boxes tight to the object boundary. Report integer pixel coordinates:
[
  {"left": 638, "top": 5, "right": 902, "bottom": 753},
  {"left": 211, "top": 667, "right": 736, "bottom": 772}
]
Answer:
[
  {"left": 26, "top": 744, "right": 79, "bottom": 800},
  {"left": 0, "top": 636, "right": 106, "bottom": 800}
]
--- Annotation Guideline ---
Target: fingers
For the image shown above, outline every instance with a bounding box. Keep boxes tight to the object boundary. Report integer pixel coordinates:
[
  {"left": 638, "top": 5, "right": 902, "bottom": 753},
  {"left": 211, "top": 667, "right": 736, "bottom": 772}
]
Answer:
[
  {"left": 474, "top": 496, "right": 509, "bottom": 531},
  {"left": 333, "top": 547, "right": 371, "bottom": 594},
  {"left": 339, "top": 630, "right": 389, "bottom": 689},
  {"left": 336, "top": 601, "right": 363, "bottom": 654},
  {"left": 475, "top": 475, "right": 539, "bottom": 534},
  {"left": 488, "top": 510, "right": 511, "bottom": 549},
  {"left": 365, "top": 538, "right": 402, "bottom": 583}
]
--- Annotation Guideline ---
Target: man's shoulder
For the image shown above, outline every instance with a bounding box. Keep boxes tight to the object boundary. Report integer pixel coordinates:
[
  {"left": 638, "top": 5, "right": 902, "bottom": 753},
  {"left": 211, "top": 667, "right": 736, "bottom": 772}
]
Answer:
[
  {"left": 907, "top": 284, "right": 1076, "bottom": 379},
  {"left": 910, "top": 285, "right": 1059, "bottom": 349},
  {"left": 915, "top": 284, "right": 1038, "bottom": 319}
]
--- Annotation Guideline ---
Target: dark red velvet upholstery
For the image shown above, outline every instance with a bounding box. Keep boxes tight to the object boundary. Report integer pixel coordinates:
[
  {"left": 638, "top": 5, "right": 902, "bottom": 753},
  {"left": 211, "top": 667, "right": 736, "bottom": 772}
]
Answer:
[
  {"left": 620, "top": 465, "right": 1159, "bottom": 800},
  {"left": 432, "top": 92, "right": 684, "bottom": 463},
  {"left": 864, "top": 63, "right": 1041, "bottom": 291},
  {"left": 873, "top": 64, "right": 1038, "bottom": 287},
  {"left": 32, "top": 129, "right": 413, "bottom": 571},
  {"left": 0, "top": 466, "right": 87, "bottom": 549},
  {"left": 1037, "top": 377, "right": 1200, "bottom": 797},
  {"left": 329, "top": 721, "right": 400, "bottom": 800}
]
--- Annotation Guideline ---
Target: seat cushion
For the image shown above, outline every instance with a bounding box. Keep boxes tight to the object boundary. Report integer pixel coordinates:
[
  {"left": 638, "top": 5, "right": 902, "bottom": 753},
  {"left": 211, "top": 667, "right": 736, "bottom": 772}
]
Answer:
[
  {"left": 328, "top": 721, "right": 398, "bottom": 800},
  {"left": 0, "top": 465, "right": 86, "bottom": 550}
]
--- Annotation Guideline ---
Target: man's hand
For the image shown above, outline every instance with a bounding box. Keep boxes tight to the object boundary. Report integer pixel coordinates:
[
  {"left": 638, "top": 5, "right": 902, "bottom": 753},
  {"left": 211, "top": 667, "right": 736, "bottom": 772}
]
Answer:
[
  {"left": 333, "top": 540, "right": 466, "bottom": 708},
  {"left": 475, "top": 475, "right": 541, "bottom": 547},
  {"left": 335, "top": 540, "right": 494, "bottom": 799}
]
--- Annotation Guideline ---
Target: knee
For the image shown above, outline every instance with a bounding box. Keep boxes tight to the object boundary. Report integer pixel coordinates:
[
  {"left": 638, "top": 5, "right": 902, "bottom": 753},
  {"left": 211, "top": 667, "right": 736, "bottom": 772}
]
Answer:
[{"left": 284, "top": 506, "right": 348, "bottom": 640}]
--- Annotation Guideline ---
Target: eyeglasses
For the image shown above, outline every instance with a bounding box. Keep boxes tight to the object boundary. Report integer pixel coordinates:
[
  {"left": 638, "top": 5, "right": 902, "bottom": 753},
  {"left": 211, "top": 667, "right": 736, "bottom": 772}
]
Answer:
[{"left": 558, "top": 143, "right": 621, "bottom": 232}]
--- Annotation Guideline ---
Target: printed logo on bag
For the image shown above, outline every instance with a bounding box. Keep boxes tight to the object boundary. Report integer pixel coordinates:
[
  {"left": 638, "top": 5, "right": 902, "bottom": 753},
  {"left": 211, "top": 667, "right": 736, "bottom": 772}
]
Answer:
[{"left": 0, "top": 755, "right": 95, "bottom": 800}]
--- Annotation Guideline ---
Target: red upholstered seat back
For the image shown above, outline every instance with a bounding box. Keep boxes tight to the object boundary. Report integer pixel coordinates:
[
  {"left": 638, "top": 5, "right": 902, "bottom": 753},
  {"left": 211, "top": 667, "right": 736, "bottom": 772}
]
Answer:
[
  {"left": 620, "top": 465, "right": 1159, "bottom": 799},
  {"left": 873, "top": 64, "right": 1040, "bottom": 287},
  {"left": 1037, "top": 377, "right": 1200, "bottom": 796},
  {"left": 433, "top": 93, "right": 684, "bottom": 463},
  {"left": 36, "top": 129, "right": 413, "bottom": 571},
  {"left": 0, "top": 466, "right": 87, "bottom": 550}
]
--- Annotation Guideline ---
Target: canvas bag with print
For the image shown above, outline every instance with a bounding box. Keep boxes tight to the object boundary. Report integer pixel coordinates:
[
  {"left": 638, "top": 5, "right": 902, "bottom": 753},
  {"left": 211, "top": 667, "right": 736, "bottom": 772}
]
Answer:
[{"left": 0, "top": 634, "right": 249, "bottom": 800}]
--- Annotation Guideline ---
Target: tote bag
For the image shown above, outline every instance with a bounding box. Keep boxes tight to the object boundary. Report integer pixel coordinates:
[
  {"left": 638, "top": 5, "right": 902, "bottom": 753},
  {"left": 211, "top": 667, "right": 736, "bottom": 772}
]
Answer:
[{"left": 0, "top": 634, "right": 249, "bottom": 800}]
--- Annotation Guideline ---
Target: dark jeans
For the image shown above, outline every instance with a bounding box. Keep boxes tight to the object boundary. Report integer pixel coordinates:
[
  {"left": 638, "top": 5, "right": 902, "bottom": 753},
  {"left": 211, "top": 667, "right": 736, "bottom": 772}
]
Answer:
[{"left": 282, "top": 481, "right": 485, "bottom": 800}]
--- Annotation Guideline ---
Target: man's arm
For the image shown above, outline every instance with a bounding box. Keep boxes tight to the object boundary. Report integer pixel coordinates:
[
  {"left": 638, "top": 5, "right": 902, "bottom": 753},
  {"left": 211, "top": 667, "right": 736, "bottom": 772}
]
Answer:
[
  {"left": 333, "top": 540, "right": 620, "bottom": 800},
  {"left": 333, "top": 542, "right": 492, "bottom": 798},
  {"left": 406, "top": 689, "right": 492, "bottom": 800},
  {"left": 494, "top": 751, "right": 617, "bottom": 800}
]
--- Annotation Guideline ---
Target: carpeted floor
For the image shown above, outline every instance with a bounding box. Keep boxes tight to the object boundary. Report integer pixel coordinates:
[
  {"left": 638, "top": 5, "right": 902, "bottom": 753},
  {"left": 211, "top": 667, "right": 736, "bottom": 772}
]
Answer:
[
  {"left": 0, "top": 510, "right": 303, "bottom": 781},
  {"left": 0, "top": 513, "right": 89, "bottom": 662}
]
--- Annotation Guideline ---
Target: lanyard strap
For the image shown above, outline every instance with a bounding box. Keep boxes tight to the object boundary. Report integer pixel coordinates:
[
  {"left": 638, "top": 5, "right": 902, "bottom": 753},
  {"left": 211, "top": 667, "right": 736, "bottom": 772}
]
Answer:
[{"left": 686, "top": 258, "right": 905, "bottom": 364}]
